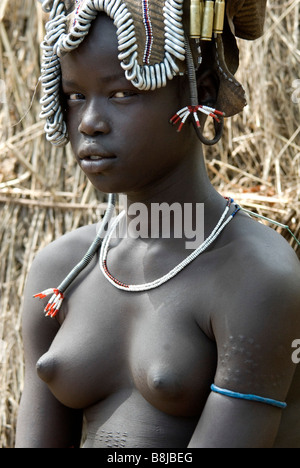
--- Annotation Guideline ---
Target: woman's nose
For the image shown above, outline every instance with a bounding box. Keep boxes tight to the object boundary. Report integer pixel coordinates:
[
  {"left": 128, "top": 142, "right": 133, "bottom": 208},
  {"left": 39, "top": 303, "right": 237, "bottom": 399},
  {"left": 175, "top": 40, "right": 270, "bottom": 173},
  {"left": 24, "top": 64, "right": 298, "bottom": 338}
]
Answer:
[{"left": 78, "top": 99, "right": 110, "bottom": 136}]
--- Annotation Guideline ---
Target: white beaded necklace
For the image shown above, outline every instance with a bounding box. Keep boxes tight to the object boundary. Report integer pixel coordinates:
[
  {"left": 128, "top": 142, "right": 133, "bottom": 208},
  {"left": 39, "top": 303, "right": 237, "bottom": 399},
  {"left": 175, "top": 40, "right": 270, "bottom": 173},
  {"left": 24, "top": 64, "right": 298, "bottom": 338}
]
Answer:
[{"left": 99, "top": 198, "right": 240, "bottom": 292}]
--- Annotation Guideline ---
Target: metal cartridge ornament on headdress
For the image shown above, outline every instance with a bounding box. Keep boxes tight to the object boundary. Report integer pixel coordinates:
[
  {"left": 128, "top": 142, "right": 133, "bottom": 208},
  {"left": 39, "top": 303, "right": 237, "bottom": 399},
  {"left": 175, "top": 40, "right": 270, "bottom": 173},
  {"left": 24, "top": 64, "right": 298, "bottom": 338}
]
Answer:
[
  {"left": 190, "top": 0, "right": 225, "bottom": 41},
  {"left": 35, "top": 0, "right": 268, "bottom": 318}
]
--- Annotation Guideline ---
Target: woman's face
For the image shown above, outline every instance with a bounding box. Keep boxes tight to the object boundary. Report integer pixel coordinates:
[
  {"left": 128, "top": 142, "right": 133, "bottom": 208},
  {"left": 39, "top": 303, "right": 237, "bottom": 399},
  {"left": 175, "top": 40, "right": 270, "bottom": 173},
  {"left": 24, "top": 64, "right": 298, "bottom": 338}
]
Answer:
[{"left": 60, "top": 14, "right": 196, "bottom": 196}]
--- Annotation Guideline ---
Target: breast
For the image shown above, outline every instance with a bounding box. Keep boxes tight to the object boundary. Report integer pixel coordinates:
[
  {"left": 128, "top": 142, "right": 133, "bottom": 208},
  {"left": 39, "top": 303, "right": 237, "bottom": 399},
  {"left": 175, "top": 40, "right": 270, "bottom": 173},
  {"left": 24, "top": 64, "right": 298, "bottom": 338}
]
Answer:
[
  {"left": 33, "top": 275, "right": 138, "bottom": 409},
  {"left": 36, "top": 345, "right": 127, "bottom": 409},
  {"left": 34, "top": 307, "right": 131, "bottom": 409},
  {"left": 36, "top": 353, "right": 57, "bottom": 383},
  {"left": 133, "top": 358, "right": 215, "bottom": 417},
  {"left": 147, "top": 364, "right": 182, "bottom": 395},
  {"left": 129, "top": 316, "right": 217, "bottom": 417}
]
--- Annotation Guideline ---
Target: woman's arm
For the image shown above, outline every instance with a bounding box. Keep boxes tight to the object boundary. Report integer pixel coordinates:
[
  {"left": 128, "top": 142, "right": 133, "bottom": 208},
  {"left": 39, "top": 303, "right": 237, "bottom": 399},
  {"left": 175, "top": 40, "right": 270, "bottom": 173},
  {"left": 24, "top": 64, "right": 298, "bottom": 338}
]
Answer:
[
  {"left": 15, "top": 246, "right": 83, "bottom": 448},
  {"left": 190, "top": 242, "right": 300, "bottom": 448}
]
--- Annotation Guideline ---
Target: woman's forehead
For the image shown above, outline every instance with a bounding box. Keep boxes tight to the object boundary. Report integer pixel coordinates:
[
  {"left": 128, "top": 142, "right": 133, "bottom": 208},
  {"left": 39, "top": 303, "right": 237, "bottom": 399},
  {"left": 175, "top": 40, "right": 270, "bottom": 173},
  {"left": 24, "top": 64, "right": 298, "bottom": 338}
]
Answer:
[
  {"left": 61, "top": 15, "right": 122, "bottom": 79},
  {"left": 65, "top": 14, "right": 119, "bottom": 61}
]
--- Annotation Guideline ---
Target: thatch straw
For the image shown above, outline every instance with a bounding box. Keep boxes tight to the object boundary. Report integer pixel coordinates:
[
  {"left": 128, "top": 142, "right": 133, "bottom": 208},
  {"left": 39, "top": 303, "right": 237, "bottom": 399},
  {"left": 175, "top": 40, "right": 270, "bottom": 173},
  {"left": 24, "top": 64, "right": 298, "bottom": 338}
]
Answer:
[{"left": 0, "top": 0, "right": 299, "bottom": 448}]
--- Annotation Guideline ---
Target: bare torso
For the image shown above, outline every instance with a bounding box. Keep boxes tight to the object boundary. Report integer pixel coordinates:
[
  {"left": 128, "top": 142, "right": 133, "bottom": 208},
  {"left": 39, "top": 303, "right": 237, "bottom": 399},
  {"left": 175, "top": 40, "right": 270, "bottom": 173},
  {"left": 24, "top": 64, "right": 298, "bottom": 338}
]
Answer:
[
  {"left": 34, "top": 213, "right": 300, "bottom": 448},
  {"left": 36, "top": 224, "right": 217, "bottom": 447}
]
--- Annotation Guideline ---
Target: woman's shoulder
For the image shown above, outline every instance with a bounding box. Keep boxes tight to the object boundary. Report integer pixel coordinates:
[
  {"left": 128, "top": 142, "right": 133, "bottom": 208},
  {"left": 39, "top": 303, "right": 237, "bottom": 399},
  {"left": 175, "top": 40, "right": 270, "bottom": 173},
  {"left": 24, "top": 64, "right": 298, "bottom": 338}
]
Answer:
[
  {"left": 225, "top": 209, "right": 299, "bottom": 266},
  {"left": 33, "top": 223, "right": 99, "bottom": 273},
  {"left": 21, "top": 223, "right": 101, "bottom": 339},
  {"left": 222, "top": 210, "right": 300, "bottom": 314},
  {"left": 24, "top": 223, "right": 100, "bottom": 308}
]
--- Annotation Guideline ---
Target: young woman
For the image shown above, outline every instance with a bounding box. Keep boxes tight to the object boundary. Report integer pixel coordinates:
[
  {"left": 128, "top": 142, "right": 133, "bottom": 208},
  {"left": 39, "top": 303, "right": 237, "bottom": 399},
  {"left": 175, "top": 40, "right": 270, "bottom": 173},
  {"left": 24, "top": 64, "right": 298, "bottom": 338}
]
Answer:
[{"left": 16, "top": 0, "right": 300, "bottom": 448}]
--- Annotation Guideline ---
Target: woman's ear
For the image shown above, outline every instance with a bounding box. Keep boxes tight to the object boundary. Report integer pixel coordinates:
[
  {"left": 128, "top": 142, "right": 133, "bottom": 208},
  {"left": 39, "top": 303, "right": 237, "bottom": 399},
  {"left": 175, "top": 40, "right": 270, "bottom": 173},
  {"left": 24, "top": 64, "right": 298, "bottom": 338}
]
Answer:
[{"left": 196, "top": 68, "right": 220, "bottom": 107}]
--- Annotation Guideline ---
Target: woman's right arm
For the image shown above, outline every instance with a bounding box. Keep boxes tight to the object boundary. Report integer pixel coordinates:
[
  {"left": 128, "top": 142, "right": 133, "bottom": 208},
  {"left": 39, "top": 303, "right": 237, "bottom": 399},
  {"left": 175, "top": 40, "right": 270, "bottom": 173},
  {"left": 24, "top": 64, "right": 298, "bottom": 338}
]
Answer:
[{"left": 15, "top": 248, "right": 83, "bottom": 448}]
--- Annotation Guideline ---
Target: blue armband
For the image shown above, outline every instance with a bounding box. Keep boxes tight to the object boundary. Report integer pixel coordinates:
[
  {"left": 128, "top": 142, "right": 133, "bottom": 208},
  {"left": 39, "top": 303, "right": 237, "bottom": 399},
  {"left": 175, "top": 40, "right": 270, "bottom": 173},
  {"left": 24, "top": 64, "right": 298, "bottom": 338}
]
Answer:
[{"left": 211, "top": 384, "right": 287, "bottom": 409}]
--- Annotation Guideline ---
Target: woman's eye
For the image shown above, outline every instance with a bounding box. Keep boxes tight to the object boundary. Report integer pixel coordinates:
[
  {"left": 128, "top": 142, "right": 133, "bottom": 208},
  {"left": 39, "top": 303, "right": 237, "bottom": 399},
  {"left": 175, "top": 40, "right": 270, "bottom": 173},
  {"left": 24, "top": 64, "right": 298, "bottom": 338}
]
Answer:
[
  {"left": 112, "top": 91, "right": 136, "bottom": 99},
  {"left": 67, "top": 93, "right": 85, "bottom": 101}
]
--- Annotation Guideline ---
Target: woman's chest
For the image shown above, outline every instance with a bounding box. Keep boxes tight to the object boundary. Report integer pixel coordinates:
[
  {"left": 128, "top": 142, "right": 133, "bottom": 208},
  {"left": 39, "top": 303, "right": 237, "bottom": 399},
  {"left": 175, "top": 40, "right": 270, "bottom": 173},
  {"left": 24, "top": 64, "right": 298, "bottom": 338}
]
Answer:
[{"left": 36, "top": 277, "right": 217, "bottom": 415}]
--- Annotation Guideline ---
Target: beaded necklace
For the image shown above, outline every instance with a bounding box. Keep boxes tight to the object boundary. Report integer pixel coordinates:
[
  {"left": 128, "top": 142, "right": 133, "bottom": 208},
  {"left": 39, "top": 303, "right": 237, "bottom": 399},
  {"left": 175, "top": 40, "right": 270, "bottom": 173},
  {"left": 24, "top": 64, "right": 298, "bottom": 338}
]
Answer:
[{"left": 99, "top": 198, "right": 240, "bottom": 292}]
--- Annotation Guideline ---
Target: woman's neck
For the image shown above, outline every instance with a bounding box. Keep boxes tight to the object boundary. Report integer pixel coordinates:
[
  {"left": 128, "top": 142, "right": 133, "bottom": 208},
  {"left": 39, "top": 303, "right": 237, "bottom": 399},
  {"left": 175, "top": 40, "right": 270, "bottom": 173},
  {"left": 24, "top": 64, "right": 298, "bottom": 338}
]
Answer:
[{"left": 118, "top": 148, "right": 225, "bottom": 242}]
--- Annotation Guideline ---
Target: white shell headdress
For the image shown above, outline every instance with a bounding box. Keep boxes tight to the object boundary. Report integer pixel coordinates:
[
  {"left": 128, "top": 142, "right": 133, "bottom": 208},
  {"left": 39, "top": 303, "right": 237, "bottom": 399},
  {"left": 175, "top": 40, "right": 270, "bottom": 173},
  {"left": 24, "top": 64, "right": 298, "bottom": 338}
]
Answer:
[{"left": 39, "top": 0, "right": 190, "bottom": 145}]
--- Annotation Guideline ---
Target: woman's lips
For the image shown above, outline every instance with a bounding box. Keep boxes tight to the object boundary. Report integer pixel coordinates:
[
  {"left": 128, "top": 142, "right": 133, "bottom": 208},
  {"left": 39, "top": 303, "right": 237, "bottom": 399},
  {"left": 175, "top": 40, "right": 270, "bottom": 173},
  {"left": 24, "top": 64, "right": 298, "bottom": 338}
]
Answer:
[
  {"left": 88, "top": 155, "right": 104, "bottom": 160},
  {"left": 79, "top": 153, "right": 116, "bottom": 173}
]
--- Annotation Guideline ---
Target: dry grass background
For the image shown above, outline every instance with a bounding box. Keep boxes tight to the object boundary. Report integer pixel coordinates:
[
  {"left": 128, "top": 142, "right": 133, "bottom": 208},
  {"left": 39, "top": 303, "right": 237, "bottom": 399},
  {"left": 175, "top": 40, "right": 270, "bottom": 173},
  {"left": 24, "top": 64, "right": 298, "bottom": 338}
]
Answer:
[{"left": 0, "top": 0, "right": 299, "bottom": 448}]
